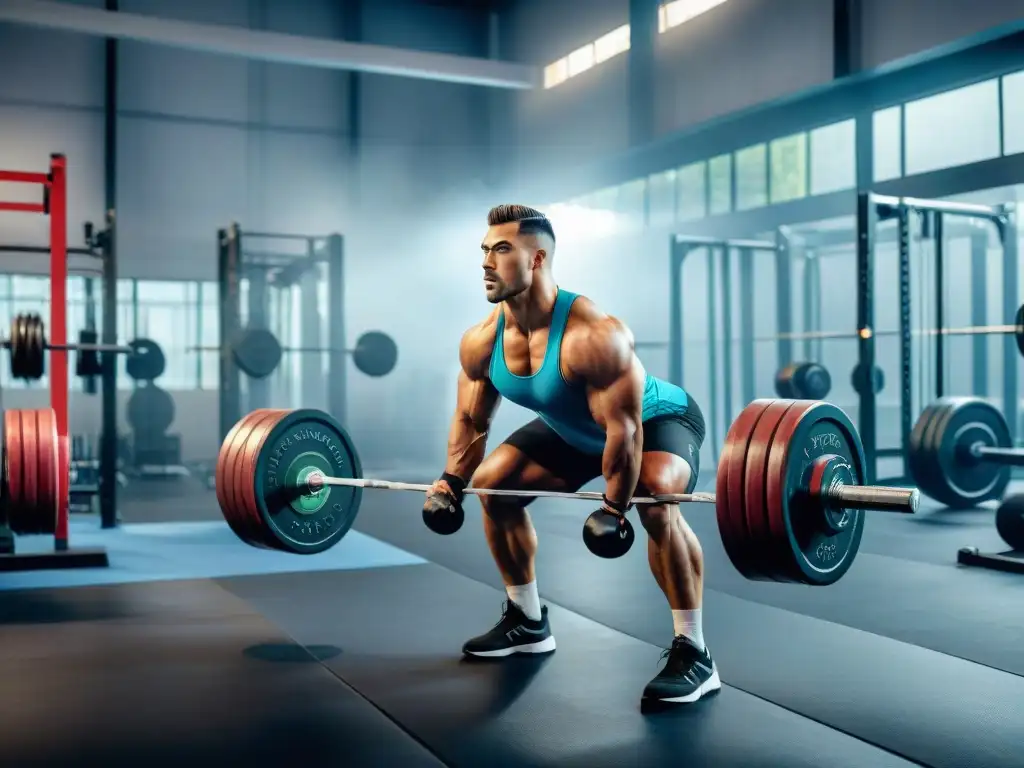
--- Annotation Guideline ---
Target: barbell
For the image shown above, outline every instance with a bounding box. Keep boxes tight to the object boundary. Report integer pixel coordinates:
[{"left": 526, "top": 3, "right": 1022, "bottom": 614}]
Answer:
[
  {"left": 907, "top": 396, "right": 1024, "bottom": 508},
  {"left": 187, "top": 327, "right": 398, "bottom": 379},
  {"left": 4, "top": 313, "right": 156, "bottom": 381},
  {"left": 757, "top": 303, "right": 1024, "bottom": 356},
  {"left": 215, "top": 399, "right": 919, "bottom": 587}
]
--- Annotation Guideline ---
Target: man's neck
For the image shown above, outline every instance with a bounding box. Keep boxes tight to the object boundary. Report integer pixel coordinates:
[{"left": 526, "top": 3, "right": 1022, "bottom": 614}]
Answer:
[{"left": 504, "top": 275, "right": 558, "bottom": 333}]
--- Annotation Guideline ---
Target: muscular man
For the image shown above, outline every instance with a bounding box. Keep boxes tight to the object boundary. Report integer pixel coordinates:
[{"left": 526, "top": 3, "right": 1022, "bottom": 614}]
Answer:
[{"left": 426, "top": 204, "right": 717, "bottom": 705}]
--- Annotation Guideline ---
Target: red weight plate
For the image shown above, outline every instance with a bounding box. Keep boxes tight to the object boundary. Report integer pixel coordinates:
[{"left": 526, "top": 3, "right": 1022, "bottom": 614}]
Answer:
[
  {"left": 716, "top": 399, "right": 774, "bottom": 581},
  {"left": 4, "top": 410, "right": 24, "bottom": 532},
  {"left": 21, "top": 411, "right": 39, "bottom": 531},
  {"left": 216, "top": 410, "right": 271, "bottom": 544},
  {"left": 764, "top": 400, "right": 820, "bottom": 583},
  {"left": 58, "top": 431, "right": 69, "bottom": 540},
  {"left": 33, "top": 409, "right": 59, "bottom": 535},
  {"left": 742, "top": 399, "right": 798, "bottom": 583},
  {"left": 236, "top": 410, "right": 290, "bottom": 550},
  {"left": 221, "top": 411, "right": 279, "bottom": 546}
]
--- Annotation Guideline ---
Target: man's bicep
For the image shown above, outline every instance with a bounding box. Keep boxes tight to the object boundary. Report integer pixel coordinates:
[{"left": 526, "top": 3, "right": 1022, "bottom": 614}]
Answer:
[{"left": 586, "top": 363, "right": 644, "bottom": 430}]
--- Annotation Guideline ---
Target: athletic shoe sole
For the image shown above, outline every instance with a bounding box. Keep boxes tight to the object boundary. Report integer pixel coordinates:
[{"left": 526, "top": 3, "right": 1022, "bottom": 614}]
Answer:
[
  {"left": 463, "top": 636, "right": 558, "bottom": 658},
  {"left": 644, "top": 665, "right": 721, "bottom": 703}
]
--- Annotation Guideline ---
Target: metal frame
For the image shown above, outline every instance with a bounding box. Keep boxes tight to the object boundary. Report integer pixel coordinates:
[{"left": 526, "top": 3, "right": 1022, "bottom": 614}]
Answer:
[
  {"left": 668, "top": 232, "right": 787, "bottom": 457},
  {"left": 856, "top": 193, "right": 1019, "bottom": 483},
  {"left": 216, "top": 225, "right": 345, "bottom": 441}
]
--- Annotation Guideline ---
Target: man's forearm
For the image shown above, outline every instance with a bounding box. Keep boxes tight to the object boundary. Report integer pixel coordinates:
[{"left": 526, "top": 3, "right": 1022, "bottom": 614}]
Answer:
[
  {"left": 445, "top": 416, "right": 489, "bottom": 481},
  {"left": 602, "top": 423, "right": 641, "bottom": 509}
]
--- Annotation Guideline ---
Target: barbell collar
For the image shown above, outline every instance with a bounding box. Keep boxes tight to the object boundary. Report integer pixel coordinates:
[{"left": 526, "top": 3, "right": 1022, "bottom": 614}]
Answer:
[{"left": 305, "top": 472, "right": 917, "bottom": 514}]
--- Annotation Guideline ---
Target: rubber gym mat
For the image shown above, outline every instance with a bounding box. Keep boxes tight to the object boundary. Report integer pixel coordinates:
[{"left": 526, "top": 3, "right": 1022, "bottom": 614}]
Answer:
[
  {"left": 349, "top": 496, "right": 1024, "bottom": 768},
  {"left": 2, "top": 519, "right": 424, "bottom": 592},
  {"left": 0, "top": 579, "right": 445, "bottom": 768},
  {"left": 222, "top": 564, "right": 914, "bottom": 768}
]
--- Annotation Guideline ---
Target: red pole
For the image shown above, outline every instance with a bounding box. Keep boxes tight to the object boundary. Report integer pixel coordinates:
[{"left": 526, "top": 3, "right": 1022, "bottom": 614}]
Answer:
[{"left": 48, "top": 154, "right": 70, "bottom": 551}]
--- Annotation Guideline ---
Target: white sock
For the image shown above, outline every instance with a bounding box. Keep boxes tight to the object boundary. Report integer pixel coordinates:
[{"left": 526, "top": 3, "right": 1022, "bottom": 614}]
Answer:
[
  {"left": 506, "top": 581, "right": 542, "bottom": 621},
  {"left": 672, "top": 609, "right": 705, "bottom": 651}
]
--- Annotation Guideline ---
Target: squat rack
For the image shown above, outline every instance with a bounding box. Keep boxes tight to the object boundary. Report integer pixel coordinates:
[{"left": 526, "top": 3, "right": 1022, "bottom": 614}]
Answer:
[
  {"left": 216, "top": 224, "right": 345, "bottom": 441},
  {"left": 0, "top": 154, "right": 110, "bottom": 569}
]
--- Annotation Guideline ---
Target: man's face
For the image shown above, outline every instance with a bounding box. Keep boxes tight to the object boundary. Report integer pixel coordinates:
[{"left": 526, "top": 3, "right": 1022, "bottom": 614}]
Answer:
[{"left": 480, "top": 222, "right": 543, "bottom": 303}]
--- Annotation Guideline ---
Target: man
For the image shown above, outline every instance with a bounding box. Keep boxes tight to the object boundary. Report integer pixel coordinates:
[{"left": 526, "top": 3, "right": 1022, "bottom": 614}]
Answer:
[{"left": 425, "top": 204, "right": 716, "bottom": 705}]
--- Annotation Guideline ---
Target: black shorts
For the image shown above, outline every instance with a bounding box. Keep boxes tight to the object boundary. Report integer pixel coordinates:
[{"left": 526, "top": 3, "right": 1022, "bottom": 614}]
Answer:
[{"left": 502, "top": 399, "right": 705, "bottom": 497}]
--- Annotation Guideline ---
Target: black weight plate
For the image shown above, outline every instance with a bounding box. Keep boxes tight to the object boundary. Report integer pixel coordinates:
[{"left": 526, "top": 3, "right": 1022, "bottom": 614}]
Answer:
[
  {"left": 995, "top": 494, "right": 1024, "bottom": 550},
  {"left": 251, "top": 409, "right": 362, "bottom": 554},
  {"left": 850, "top": 363, "right": 885, "bottom": 395},
  {"left": 907, "top": 402, "right": 943, "bottom": 503},
  {"left": 766, "top": 400, "right": 866, "bottom": 586},
  {"left": 126, "top": 338, "right": 166, "bottom": 381},
  {"left": 231, "top": 328, "right": 282, "bottom": 379},
  {"left": 352, "top": 331, "right": 398, "bottom": 377},
  {"left": 10, "top": 313, "right": 46, "bottom": 381},
  {"left": 773, "top": 364, "right": 798, "bottom": 398},
  {"left": 922, "top": 397, "right": 1011, "bottom": 508},
  {"left": 1016, "top": 303, "right": 1024, "bottom": 358},
  {"left": 794, "top": 362, "right": 831, "bottom": 400},
  {"left": 126, "top": 384, "right": 176, "bottom": 436}
]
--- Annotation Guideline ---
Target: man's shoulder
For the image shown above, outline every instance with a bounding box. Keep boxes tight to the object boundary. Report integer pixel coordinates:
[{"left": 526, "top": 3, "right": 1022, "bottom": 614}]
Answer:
[{"left": 459, "top": 309, "right": 499, "bottom": 376}]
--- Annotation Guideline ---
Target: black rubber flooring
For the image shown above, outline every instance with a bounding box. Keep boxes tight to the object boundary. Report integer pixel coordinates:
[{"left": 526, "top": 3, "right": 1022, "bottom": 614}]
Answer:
[
  {"left": 0, "top": 579, "right": 443, "bottom": 768},
  {"left": 350, "top": 492, "right": 1024, "bottom": 768}
]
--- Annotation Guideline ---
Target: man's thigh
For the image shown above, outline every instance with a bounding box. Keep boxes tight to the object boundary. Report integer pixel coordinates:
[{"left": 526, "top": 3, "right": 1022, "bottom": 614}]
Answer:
[
  {"left": 473, "top": 418, "right": 602, "bottom": 506},
  {"left": 638, "top": 416, "right": 703, "bottom": 495}
]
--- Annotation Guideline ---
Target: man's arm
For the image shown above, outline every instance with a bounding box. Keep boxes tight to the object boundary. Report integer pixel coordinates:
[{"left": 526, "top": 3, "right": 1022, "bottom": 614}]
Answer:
[
  {"left": 571, "top": 318, "right": 646, "bottom": 510},
  {"left": 444, "top": 325, "right": 502, "bottom": 482}
]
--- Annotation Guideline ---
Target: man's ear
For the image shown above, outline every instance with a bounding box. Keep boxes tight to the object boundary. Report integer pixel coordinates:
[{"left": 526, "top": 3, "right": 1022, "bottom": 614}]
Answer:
[{"left": 532, "top": 249, "right": 547, "bottom": 270}]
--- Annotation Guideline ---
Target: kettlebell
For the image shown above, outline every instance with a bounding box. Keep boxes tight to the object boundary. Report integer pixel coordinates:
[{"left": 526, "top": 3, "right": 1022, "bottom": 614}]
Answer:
[
  {"left": 422, "top": 493, "right": 464, "bottom": 535},
  {"left": 582, "top": 509, "right": 635, "bottom": 558}
]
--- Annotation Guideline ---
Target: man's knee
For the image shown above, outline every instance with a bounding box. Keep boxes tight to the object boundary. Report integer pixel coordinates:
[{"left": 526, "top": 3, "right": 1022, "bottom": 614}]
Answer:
[
  {"left": 637, "top": 453, "right": 693, "bottom": 540},
  {"left": 472, "top": 451, "right": 533, "bottom": 520}
]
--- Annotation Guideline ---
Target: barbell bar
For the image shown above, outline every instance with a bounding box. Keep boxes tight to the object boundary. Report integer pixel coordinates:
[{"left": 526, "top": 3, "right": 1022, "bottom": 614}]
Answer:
[
  {"left": 760, "top": 323, "right": 1021, "bottom": 343},
  {"left": 186, "top": 326, "right": 398, "bottom": 379},
  {"left": 5, "top": 313, "right": 146, "bottom": 381},
  {"left": 216, "top": 399, "right": 919, "bottom": 587}
]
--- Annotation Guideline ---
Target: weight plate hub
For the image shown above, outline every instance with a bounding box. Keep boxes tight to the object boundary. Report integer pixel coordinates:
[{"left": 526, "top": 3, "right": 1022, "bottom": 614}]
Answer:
[
  {"left": 217, "top": 409, "right": 362, "bottom": 553},
  {"left": 909, "top": 397, "right": 1011, "bottom": 508},
  {"left": 716, "top": 399, "right": 865, "bottom": 586}
]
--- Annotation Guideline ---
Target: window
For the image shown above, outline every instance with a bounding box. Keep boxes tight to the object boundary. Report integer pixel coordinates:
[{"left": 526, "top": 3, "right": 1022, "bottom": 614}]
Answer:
[
  {"left": 810, "top": 119, "right": 856, "bottom": 194},
  {"left": 648, "top": 170, "right": 677, "bottom": 228},
  {"left": 708, "top": 154, "right": 732, "bottom": 215},
  {"left": 1003, "top": 70, "right": 1024, "bottom": 156},
  {"left": 135, "top": 280, "right": 196, "bottom": 390},
  {"left": 676, "top": 161, "right": 706, "bottom": 221},
  {"left": 566, "top": 43, "right": 595, "bottom": 78},
  {"left": 660, "top": 0, "right": 729, "bottom": 32},
  {"left": 904, "top": 79, "right": 1000, "bottom": 175},
  {"left": 873, "top": 106, "right": 902, "bottom": 182},
  {"left": 735, "top": 143, "right": 767, "bottom": 211},
  {"left": 543, "top": 58, "right": 568, "bottom": 89},
  {"left": 198, "top": 281, "right": 219, "bottom": 390},
  {"left": 594, "top": 24, "right": 630, "bottom": 63},
  {"left": 769, "top": 133, "right": 807, "bottom": 204},
  {"left": 616, "top": 179, "right": 647, "bottom": 230}
]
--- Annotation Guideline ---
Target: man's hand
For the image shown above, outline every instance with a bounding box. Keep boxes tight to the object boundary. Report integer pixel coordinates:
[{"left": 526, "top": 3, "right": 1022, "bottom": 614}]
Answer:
[
  {"left": 423, "top": 474, "right": 465, "bottom": 535},
  {"left": 565, "top": 315, "right": 645, "bottom": 511}
]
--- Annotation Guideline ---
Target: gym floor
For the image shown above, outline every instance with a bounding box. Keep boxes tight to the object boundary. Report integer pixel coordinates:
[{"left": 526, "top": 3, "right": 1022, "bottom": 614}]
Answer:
[{"left": 2, "top": 474, "right": 1022, "bottom": 768}]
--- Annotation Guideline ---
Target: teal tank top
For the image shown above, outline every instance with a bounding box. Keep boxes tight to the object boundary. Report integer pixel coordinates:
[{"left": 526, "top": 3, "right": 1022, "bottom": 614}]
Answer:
[{"left": 489, "top": 289, "right": 691, "bottom": 455}]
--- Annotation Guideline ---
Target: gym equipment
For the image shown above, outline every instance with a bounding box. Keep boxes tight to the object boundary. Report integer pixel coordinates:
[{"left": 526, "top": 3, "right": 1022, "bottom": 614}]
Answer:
[
  {"left": 995, "top": 494, "right": 1024, "bottom": 551},
  {"left": 126, "top": 384, "right": 176, "bottom": 436},
  {"left": 773, "top": 362, "right": 831, "bottom": 399},
  {"left": 4, "top": 313, "right": 157, "bottom": 382},
  {"left": 756, "top": 310, "right": 1024, "bottom": 351},
  {"left": 215, "top": 400, "right": 919, "bottom": 586},
  {"left": 125, "top": 338, "right": 166, "bottom": 381},
  {"left": 908, "top": 397, "right": 1016, "bottom": 508},
  {"left": 850, "top": 362, "right": 885, "bottom": 395},
  {"left": 189, "top": 327, "right": 398, "bottom": 379},
  {"left": 3, "top": 408, "right": 60, "bottom": 536}
]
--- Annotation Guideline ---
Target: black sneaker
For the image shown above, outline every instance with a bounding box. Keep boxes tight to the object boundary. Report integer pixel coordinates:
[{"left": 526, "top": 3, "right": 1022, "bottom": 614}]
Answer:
[
  {"left": 642, "top": 636, "right": 720, "bottom": 703},
  {"left": 462, "top": 601, "right": 557, "bottom": 658}
]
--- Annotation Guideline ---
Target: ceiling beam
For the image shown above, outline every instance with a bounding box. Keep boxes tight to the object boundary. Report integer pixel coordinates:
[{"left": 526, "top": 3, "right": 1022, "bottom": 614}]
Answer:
[{"left": 0, "top": 0, "right": 537, "bottom": 89}]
